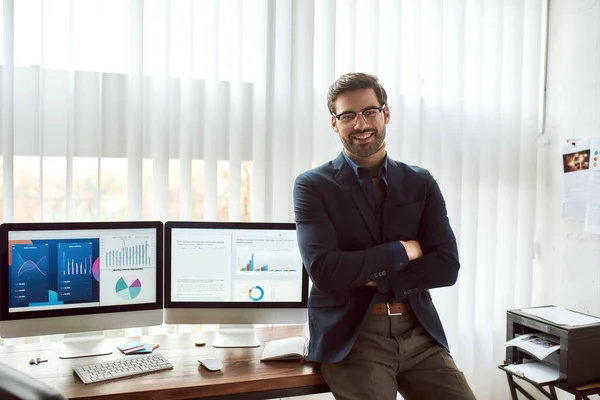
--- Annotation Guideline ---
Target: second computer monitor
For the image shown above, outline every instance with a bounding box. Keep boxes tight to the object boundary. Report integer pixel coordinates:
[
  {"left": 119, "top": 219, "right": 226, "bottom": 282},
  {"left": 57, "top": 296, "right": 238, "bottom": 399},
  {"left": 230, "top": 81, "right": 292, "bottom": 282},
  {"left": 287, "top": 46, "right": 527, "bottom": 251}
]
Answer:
[{"left": 164, "top": 221, "right": 308, "bottom": 347}]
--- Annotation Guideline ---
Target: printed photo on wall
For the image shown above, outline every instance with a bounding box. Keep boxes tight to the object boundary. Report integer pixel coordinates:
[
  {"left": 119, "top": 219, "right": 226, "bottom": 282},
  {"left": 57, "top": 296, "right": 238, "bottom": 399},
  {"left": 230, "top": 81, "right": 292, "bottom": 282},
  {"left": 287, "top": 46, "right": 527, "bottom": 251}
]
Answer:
[{"left": 562, "top": 149, "right": 590, "bottom": 173}]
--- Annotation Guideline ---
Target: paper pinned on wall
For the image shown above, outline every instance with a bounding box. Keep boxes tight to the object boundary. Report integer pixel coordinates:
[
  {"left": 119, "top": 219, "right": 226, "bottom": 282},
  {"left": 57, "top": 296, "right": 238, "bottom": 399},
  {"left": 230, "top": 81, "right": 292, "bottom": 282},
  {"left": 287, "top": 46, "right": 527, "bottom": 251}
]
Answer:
[
  {"left": 562, "top": 139, "right": 590, "bottom": 220},
  {"left": 584, "top": 138, "right": 600, "bottom": 234},
  {"left": 561, "top": 138, "right": 600, "bottom": 233}
]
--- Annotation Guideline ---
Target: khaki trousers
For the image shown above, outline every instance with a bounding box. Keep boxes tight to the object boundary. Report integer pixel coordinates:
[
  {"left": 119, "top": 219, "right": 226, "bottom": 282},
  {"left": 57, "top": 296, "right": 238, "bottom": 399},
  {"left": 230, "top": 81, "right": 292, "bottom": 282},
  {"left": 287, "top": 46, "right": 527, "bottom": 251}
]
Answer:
[{"left": 320, "top": 313, "right": 476, "bottom": 400}]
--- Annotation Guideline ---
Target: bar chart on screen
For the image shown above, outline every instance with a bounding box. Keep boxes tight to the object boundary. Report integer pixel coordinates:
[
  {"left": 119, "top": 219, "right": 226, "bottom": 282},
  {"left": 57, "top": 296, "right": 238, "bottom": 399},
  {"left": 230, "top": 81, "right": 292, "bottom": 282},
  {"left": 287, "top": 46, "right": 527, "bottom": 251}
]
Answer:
[
  {"left": 57, "top": 242, "right": 94, "bottom": 302},
  {"left": 237, "top": 248, "right": 300, "bottom": 273},
  {"left": 101, "top": 233, "right": 155, "bottom": 268},
  {"left": 98, "top": 231, "right": 157, "bottom": 306}
]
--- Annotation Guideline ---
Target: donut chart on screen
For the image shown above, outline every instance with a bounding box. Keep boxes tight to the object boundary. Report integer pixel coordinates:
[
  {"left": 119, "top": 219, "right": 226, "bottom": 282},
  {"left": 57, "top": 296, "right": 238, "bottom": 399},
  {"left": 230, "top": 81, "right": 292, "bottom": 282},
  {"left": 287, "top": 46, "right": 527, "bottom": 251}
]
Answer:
[
  {"left": 115, "top": 276, "right": 142, "bottom": 300},
  {"left": 248, "top": 285, "right": 264, "bottom": 301}
]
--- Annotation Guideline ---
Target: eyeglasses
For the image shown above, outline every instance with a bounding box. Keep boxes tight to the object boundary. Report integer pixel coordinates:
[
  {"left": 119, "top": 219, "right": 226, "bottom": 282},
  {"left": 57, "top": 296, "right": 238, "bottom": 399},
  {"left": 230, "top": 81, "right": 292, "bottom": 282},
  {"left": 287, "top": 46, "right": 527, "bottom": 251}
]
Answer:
[{"left": 334, "top": 104, "right": 386, "bottom": 127}]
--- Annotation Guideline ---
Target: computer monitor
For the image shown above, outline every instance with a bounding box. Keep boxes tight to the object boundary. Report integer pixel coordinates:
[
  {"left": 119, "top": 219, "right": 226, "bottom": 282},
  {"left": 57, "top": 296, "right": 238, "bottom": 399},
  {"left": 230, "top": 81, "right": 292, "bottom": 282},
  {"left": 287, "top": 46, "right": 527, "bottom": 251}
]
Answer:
[
  {"left": 164, "top": 221, "right": 308, "bottom": 348},
  {"left": 0, "top": 221, "right": 163, "bottom": 359}
]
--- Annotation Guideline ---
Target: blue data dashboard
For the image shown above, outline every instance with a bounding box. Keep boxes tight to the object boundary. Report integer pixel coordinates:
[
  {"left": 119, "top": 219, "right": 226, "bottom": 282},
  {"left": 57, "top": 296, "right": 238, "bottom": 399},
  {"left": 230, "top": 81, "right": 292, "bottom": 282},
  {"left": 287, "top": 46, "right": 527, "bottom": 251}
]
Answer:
[
  {"left": 169, "top": 228, "right": 303, "bottom": 303},
  {"left": 8, "top": 228, "right": 157, "bottom": 313}
]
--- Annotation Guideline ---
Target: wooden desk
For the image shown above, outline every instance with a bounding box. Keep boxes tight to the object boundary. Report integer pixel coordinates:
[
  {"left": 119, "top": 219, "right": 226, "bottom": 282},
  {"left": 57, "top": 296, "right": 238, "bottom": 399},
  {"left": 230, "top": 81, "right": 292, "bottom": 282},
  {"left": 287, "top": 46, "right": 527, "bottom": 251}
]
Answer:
[{"left": 0, "top": 325, "right": 329, "bottom": 400}]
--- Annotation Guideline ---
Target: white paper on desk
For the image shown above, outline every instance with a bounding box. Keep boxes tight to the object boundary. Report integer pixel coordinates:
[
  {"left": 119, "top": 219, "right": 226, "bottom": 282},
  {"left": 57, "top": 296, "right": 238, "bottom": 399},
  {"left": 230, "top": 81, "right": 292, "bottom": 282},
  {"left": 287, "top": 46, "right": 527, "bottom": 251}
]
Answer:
[
  {"left": 505, "top": 333, "right": 560, "bottom": 360},
  {"left": 521, "top": 306, "right": 600, "bottom": 326},
  {"left": 585, "top": 138, "right": 600, "bottom": 234},
  {"left": 503, "top": 362, "right": 560, "bottom": 384},
  {"left": 562, "top": 139, "right": 591, "bottom": 220}
]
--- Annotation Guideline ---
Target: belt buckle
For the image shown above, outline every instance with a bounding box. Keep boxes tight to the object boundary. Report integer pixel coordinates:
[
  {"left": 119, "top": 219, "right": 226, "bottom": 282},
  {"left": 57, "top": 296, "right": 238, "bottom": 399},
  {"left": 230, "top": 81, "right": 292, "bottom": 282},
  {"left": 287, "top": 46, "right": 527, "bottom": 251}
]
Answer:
[{"left": 386, "top": 302, "right": 405, "bottom": 316}]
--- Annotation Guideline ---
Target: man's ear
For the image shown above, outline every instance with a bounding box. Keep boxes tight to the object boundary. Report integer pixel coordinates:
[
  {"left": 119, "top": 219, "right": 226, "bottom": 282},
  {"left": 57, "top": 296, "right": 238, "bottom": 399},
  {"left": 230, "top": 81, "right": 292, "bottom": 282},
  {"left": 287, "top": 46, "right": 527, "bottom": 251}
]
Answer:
[
  {"left": 384, "top": 105, "right": 390, "bottom": 124},
  {"left": 331, "top": 115, "right": 338, "bottom": 132}
]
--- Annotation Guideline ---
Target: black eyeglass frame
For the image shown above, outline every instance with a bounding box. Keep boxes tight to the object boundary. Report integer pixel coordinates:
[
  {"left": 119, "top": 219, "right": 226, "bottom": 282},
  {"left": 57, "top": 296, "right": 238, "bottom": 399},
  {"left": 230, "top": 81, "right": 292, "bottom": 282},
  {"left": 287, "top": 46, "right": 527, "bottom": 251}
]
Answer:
[{"left": 333, "top": 103, "right": 386, "bottom": 122}]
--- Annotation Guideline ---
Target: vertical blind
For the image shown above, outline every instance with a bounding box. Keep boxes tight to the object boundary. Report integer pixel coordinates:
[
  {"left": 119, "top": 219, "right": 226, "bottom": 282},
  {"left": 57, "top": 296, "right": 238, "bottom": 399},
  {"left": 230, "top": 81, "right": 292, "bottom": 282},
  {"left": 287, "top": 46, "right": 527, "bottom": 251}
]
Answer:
[{"left": 0, "top": 1, "right": 543, "bottom": 398}]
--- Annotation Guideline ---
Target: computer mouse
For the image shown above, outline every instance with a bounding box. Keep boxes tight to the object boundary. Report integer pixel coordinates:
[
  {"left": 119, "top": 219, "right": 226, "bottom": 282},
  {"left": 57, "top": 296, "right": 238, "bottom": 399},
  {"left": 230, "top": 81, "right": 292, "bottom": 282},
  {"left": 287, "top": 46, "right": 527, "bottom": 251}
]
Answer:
[{"left": 198, "top": 358, "right": 223, "bottom": 372}]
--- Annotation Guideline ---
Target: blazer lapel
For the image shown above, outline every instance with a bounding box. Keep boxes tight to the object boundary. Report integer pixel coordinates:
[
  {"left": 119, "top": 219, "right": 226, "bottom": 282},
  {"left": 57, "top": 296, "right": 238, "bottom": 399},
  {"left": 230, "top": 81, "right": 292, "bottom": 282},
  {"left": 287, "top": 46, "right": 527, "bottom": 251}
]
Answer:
[{"left": 332, "top": 154, "right": 381, "bottom": 243}]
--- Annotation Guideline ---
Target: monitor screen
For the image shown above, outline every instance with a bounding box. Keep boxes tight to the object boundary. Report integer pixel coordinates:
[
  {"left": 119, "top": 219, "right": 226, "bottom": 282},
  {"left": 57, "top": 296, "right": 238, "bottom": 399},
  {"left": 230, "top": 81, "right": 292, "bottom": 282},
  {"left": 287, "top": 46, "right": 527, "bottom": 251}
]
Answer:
[
  {"left": 164, "top": 221, "right": 308, "bottom": 347},
  {"left": 0, "top": 221, "right": 163, "bottom": 358}
]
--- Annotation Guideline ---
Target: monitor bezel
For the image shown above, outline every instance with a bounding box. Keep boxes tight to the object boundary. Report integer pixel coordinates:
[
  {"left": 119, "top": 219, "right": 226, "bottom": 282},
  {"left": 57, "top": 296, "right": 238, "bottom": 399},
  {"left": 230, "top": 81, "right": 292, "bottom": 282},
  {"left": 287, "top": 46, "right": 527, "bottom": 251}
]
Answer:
[
  {"left": 0, "top": 220, "right": 164, "bottom": 322},
  {"left": 164, "top": 221, "right": 309, "bottom": 310}
]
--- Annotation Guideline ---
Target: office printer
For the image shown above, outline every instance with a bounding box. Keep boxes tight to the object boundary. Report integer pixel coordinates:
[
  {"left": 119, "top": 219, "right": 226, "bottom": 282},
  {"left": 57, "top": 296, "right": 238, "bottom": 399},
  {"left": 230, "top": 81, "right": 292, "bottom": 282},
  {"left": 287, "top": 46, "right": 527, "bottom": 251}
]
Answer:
[{"left": 505, "top": 307, "right": 600, "bottom": 389}]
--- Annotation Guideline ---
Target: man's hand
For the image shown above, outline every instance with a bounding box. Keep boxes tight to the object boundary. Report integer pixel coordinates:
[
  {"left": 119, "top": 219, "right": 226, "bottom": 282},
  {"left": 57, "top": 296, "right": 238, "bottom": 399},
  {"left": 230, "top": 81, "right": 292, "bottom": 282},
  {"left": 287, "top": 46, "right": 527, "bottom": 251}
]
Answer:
[
  {"left": 400, "top": 240, "right": 423, "bottom": 261},
  {"left": 365, "top": 241, "right": 422, "bottom": 287}
]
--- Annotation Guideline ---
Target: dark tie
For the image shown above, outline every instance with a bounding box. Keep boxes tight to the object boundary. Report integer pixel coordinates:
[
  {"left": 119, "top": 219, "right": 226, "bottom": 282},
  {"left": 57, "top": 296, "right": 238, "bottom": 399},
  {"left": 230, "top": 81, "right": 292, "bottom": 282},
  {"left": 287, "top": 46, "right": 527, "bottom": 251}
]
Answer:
[{"left": 372, "top": 176, "right": 384, "bottom": 204}]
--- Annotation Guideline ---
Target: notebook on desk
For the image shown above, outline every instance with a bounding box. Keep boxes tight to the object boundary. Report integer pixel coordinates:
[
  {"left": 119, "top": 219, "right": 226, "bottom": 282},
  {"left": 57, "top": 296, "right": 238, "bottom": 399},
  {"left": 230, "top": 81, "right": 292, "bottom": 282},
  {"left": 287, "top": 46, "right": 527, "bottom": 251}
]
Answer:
[{"left": 260, "top": 336, "right": 308, "bottom": 361}]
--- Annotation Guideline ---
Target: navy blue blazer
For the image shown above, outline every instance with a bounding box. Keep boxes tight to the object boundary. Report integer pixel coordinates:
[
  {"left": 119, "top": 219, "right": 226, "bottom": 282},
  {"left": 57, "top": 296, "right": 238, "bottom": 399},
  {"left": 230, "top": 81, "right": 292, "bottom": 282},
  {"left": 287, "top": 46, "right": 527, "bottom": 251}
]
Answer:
[{"left": 293, "top": 153, "right": 460, "bottom": 364}]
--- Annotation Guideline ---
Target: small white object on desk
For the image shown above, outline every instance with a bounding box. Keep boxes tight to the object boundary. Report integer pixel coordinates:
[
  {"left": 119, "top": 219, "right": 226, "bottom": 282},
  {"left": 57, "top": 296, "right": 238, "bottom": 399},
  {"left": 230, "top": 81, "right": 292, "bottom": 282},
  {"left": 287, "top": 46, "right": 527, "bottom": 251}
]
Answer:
[{"left": 198, "top": 358, "right": 223, "bottom": 371}]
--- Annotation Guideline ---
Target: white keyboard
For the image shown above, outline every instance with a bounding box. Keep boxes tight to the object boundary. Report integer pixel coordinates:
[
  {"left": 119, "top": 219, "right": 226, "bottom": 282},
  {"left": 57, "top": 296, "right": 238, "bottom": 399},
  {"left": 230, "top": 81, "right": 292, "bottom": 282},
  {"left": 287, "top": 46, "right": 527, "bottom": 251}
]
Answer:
[{"left": 73, "top": 353, "right": 173, "bottom": 384}]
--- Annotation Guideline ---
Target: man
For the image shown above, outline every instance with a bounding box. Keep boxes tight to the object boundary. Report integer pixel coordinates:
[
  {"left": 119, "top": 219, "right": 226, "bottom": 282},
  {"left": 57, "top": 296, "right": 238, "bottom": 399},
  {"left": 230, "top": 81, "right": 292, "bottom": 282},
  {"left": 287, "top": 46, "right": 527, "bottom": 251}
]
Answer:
[{"left": 293, "top": 72, "right": 475, "bottom": 399}]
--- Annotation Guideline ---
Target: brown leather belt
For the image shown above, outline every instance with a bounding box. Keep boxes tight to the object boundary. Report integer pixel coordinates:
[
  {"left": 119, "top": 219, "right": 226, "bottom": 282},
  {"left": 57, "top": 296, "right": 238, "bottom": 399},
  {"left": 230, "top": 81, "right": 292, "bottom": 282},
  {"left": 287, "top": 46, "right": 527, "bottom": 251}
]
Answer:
[{"left": 371, "top": 301, "right": 411, "bottom": 316}]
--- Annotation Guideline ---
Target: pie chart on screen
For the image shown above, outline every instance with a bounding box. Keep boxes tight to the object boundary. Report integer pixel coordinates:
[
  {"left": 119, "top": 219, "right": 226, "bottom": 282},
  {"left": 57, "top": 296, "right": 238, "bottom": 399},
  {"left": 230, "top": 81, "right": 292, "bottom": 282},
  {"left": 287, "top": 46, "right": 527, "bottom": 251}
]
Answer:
[
  {"left": 115, "top": 276, "right": 142, "bottom": 300},
  {"left": 92, "top": 258, "right": 100, "bottom": 282}
]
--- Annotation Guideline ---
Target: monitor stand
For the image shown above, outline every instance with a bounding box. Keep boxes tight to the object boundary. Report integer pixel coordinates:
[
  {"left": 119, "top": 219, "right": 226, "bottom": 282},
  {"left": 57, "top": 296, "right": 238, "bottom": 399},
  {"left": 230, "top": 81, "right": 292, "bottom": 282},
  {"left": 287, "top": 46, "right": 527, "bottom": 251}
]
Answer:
[
  {"left": 58, "top": 331, "right": 113, "bottom": 359},
  {"left": 212, "top": 324, "right": 260, "bottom": 348}
]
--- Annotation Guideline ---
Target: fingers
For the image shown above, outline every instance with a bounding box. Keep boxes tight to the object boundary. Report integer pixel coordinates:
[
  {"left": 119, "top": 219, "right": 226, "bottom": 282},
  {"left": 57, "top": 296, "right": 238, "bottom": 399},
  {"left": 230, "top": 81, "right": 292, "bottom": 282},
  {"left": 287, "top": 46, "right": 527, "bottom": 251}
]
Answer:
[{"left": 400, "top": 240, "right": 423, "bottom": 260}]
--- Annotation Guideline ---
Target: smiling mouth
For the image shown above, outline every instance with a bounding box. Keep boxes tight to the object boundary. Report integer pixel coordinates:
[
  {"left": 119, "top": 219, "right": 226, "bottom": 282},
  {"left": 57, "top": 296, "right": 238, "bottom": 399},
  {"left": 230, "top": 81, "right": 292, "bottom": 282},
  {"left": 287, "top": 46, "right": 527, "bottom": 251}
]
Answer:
[{"left": 353, "top": 132, "right": 374, "bottom": 141}]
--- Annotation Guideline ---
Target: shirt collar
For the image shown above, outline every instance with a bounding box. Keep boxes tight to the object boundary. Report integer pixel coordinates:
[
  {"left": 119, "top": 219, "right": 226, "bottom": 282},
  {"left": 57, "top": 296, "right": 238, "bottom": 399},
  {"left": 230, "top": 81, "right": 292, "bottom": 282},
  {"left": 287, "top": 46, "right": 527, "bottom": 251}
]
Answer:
[{"left": 341, "top": 151, "right": 388, "bottom": 182}]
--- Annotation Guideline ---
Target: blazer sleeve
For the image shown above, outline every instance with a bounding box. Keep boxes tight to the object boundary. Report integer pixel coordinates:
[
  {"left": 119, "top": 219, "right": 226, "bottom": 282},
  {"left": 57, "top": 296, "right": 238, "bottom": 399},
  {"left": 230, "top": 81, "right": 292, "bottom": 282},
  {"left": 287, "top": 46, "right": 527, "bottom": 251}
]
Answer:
[
  {"left": 293, "top": 173, "right": 409, "bottom": 293},
  {"left": 387, "top": 173, "right": 460, "bottom": 296}
]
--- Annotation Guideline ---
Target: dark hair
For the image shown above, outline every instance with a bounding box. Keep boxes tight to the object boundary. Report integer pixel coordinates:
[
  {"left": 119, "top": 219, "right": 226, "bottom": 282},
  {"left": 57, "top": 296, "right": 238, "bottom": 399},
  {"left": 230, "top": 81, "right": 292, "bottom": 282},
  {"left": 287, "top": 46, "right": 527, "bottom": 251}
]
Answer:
[{"left": 327, "top": 72, "right": 388, "bottom": 115}]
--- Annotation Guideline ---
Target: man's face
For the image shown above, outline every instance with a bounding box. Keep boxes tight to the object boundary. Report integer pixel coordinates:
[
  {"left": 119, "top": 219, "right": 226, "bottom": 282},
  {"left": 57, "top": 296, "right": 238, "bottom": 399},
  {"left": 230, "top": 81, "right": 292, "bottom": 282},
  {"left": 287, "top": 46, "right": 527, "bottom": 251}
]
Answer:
[{"left": 330, "top": 88, "right": 389, "bottom": 159}]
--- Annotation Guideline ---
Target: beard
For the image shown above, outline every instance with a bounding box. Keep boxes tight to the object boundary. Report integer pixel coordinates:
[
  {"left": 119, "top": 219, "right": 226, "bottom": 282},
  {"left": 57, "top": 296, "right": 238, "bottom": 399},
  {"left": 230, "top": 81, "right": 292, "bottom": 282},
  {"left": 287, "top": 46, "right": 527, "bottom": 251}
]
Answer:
[{"left": 340, "top": 126, "right": 386, "bottom": 159}]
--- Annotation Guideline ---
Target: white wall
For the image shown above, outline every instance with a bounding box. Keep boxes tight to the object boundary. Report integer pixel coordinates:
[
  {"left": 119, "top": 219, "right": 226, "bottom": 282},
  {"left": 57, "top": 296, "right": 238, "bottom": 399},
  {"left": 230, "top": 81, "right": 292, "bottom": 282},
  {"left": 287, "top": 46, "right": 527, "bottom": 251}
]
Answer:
[{"left": 534, "top": 0, "right": 600, "bottom": 314}]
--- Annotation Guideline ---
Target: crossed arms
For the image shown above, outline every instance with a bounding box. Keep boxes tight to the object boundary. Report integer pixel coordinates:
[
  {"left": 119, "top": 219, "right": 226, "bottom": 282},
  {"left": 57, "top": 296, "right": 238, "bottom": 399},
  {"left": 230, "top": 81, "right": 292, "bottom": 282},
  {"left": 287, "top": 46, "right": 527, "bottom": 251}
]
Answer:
[{"left": 293, "top": 170, "right": 459, "bottom": 297}]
